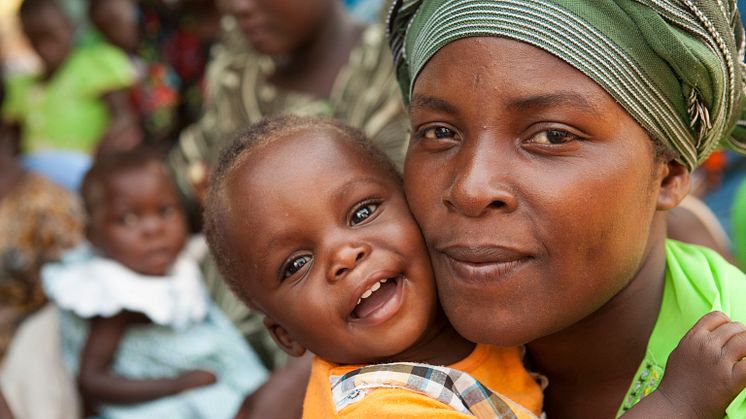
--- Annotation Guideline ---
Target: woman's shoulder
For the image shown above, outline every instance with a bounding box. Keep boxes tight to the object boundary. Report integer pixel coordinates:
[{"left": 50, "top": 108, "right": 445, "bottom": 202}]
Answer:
[{"left": 662, "top": 239, "right": 746, "bottom": 324}]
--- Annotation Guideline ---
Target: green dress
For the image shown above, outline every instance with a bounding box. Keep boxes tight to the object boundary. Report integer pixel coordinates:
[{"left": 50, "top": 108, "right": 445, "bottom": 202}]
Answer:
[
  {"left": 617, "top": 240, "right": 746, "bottom": 418},
  {"left": 2, "top": 43, "right": 135, "bottom": 154}
]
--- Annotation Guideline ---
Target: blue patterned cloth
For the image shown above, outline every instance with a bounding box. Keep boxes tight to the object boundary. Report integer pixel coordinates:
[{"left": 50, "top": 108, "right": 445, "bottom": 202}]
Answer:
[{"left": 58, "top": 304, "right": 268, "bottom": 419}]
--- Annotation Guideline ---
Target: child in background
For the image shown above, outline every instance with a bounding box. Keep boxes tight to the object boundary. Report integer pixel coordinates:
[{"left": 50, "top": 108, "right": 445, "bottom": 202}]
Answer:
[
  {"left": 1, "top": 0, "right": 140, "bottom": 191},
  {"left": 42, "top": 148, "right": 267, "bottom": 418},
  {"left": 204, "top": 115, "right": 746, "bottom": 418}
]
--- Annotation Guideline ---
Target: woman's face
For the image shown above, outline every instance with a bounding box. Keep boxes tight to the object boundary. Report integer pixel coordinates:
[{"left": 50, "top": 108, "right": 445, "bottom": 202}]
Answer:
[
  {"left": 405, "top": 37, "right": 684, "bottom": 346},
  {"left": 222, "top": 0, "right": 330, "bottom": 55}
]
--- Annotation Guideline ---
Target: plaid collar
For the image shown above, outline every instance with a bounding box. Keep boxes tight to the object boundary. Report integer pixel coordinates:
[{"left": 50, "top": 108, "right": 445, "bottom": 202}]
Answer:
[{"left": 330, "top": 361, "right": 538, "bottom": 418}]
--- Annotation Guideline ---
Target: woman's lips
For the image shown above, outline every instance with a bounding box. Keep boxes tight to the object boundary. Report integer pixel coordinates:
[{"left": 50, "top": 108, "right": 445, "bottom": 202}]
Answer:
[{"left": 438, "top": 245, "right": 533, "bottom": 284}]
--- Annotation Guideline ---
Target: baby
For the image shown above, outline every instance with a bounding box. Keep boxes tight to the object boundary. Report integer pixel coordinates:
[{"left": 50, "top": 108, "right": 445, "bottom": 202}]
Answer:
[
  {"left": 204, "top": 115, "right": 746, "bottom": 418},
  {"left": 42, "top": 147, "right": 267, "bottom": 418}
]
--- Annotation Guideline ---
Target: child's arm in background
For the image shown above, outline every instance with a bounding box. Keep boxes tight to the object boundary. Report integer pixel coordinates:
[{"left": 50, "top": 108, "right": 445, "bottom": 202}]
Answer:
[
  {"left": 78, "top": 311, "right": 216, "bottom": 405},
  {"left": 621, "top": 311, "right": 746, "bottom": 419},
  {"left": 0, "top": 389, "right": 15, "bottom": 419},
  {"left": 95, "top": 90, "right": 142, "bottom": 157}
]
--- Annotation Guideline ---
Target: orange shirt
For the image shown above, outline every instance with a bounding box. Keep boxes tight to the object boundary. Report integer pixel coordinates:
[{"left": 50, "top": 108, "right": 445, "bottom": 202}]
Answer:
[{"left": 302, "top": 344, "right": 543, "bottom": 418}]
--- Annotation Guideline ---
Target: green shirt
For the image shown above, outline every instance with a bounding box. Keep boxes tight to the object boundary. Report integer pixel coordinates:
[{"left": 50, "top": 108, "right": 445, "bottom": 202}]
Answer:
[
  {"left": 617, "top": 240, "right": 746, "bottom": 417},
  {"left": 733, "top": 180, "right": 746, "bottom": 269},
  {"left": 2, "top": 43, "right": 135, "bottom": 154}
]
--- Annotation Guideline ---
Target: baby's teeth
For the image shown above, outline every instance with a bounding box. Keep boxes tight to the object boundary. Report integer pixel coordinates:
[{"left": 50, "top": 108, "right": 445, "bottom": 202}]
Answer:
[
  {"left": 357, "top": 298, "right": 361, "bottom": 305},
  {"left": 361, "top": 289, "right": 372, "bottom": 299},
  {"left": 371, "top": 282, "right": 381, "bottom": 292},
  {"left": 381, "top": 278, "right": 387, "bottom": 283}
]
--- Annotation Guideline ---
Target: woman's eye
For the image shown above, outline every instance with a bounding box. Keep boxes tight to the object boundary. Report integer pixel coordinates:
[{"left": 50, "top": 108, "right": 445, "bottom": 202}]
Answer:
[
  {"left": 350, "top": 203, "right": 379, "bottom": 226},
  {"left": 282, "top": 255, "right": 311, "bottom": 279},
  {"left": 529, "top": 129, "right": 578, "bottom": 145},
  {"left": 419, "top": 126, "right": 455, "bottom": 140}
]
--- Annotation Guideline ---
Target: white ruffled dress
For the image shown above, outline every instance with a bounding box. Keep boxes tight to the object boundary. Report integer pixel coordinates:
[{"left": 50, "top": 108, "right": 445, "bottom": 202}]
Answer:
[{"left": 42, "top": 245, "right": 268, "bottom": 419}]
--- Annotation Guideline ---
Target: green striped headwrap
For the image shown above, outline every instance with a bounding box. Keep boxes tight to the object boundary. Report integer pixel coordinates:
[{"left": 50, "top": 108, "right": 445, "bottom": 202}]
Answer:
[{"left": 387, "top": 0, "right": 746, "bottom": 169}]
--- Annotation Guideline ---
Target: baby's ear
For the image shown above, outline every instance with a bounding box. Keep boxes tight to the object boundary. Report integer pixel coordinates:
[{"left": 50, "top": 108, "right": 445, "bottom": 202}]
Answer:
[
  {"left": 263, "top": 316, "right": 306, "bottom": 357},
  {"left": 656, "top": 159, "right": 690, "bottom": 211}
]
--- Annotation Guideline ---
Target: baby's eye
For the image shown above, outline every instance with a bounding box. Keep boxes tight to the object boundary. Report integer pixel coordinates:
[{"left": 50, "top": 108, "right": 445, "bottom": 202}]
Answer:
[
  {"left": 159, "top": 205, "right": 177, "bottom": 217},
  {"left": 282, "top": 255, "right": 311, "bottom": 279},
  {"left": 528, "top": 129, "right": 579, "bottom": 145},
  {"left": 350, "top": 202, "right": 379, "bottom": 226},
  {"left": 118, "top": 212, "right": 138, "bottom": 226}
]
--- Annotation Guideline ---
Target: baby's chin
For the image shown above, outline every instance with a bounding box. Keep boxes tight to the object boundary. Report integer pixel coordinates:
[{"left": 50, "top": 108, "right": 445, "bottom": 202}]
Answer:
[{"left": 126, "top": 258, "right": 177, "bottom": 277}]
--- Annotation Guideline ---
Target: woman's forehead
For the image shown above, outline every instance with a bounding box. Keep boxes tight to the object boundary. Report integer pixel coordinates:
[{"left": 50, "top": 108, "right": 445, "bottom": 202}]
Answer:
[{"left": 412, "top": 38, "right": 612, "bottom": 116}]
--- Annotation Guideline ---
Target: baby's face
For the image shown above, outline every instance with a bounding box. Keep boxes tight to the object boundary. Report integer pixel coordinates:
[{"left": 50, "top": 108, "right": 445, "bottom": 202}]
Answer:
[
  {"left": 88, "top": 163, "right": 188, "bottom": 276},
  {"left": 22, "top": 6, "right": 74, "bottom": 75},
  {"left": 220, "top": 129, "right": 437, "bottom": 364}
]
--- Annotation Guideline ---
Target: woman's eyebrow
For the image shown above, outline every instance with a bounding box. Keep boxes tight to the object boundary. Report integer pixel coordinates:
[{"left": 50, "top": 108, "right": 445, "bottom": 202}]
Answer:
[
  {"left": 409, "top": 94, "right": 457, "bottom": 115},
  {"left": 507, "top": 92, "right": 601, "bottom": 114}
]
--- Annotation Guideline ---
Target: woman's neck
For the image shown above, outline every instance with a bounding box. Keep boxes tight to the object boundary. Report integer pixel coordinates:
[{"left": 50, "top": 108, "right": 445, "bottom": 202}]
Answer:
[
  {"left": 270, "top": 5, "right": 364, "bottom": 98},
  {"left": 389, "top": 307, "right": 476, "bottom": 366},
  {"left": 526, "top": 215, "right": 669, "bottom": 417}
]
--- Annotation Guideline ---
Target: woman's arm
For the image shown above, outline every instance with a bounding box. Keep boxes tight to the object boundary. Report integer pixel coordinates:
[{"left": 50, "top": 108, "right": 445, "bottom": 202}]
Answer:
[{"left": 78, "top": 312, "right": 216, "bottom": 405}]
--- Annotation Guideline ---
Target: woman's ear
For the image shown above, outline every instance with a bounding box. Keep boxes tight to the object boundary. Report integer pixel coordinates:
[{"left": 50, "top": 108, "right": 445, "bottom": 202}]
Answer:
[
  {"left": 656, "top": 159, "right": 690, "bottom": 211},
  {"left": 263, "top": 316, "right": 306, "bottom": 357}
]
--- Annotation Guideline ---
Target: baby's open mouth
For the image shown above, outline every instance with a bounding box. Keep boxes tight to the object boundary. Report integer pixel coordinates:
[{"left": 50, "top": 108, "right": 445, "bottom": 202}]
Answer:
[{"left": 351, "top": 275, "right": 401, "bottom": 319}]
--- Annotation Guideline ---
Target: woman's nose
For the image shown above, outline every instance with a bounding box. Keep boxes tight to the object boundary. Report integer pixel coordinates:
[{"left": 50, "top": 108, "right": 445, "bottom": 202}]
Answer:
[
  {"left": 443, "top": 144, "right": 518, "bottom": 218},
  {"left": 328, "top": 243, "right": 370, "bottom": 282}
]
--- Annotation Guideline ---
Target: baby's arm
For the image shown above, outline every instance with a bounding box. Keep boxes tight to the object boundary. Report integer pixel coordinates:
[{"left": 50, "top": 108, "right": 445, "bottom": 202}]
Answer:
[
  {"left": 622, "top": 311, "right": 746, "bottom": 418},
  {"left": 0, "top": 389, "right": 15, "bottom": 419},
  {"left": 78, "top": 312, "right": 217, "bottom": 405}
]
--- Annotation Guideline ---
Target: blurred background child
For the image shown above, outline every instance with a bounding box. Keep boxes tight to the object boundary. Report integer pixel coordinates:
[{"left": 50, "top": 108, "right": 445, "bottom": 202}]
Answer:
[
  {"left": 1, "top": 0, "right": 140, "bottom": 192},
  {"left": 42, "top": 148, "right": 267, "bottom": 418}
]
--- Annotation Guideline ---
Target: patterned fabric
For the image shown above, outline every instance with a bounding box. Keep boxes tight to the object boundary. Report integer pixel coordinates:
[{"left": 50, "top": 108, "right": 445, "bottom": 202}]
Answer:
[
  {"left": 57, "top": 305, "right": 268, "bottom": 419},
  {"left": 135, "top": 0, "right": 218, "bottom": 144},
  {"left": 168, "top": 19, "right": 409, "bottom": 370},
  {"left": 386, "top": 0, "right": 746, "bottom": 169},
  {"left": 0, "top": 173, "right": 84, "bottom": 359},
  {"left": 302, "top": 344, "right": 544, "bottom": 418},
  {"left": 615, "top": 240, "right": 746, "bottom": 417},
  {"left": 331, "top": 362, "right": 536, "bottom": 418}
]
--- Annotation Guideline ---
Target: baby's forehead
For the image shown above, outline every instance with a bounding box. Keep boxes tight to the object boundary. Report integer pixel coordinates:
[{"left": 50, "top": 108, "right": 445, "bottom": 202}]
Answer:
[{"left": 84, "top": 163, "right": 169, "bottom": 210}]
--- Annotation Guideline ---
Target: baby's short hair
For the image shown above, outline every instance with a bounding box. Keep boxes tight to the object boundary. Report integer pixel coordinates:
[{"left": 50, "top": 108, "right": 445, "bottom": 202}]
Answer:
[
  {"left": 81, "top": 146, "right": 168, "bottom": 217},
  {"left": 204, "top": 115, "right": 399, "bottom": 305}
]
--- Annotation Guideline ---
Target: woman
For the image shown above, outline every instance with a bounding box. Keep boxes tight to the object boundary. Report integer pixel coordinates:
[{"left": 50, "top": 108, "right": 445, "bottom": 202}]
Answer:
[{"left": 389, "top": 0, "right": 746, "bottom": 417}]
